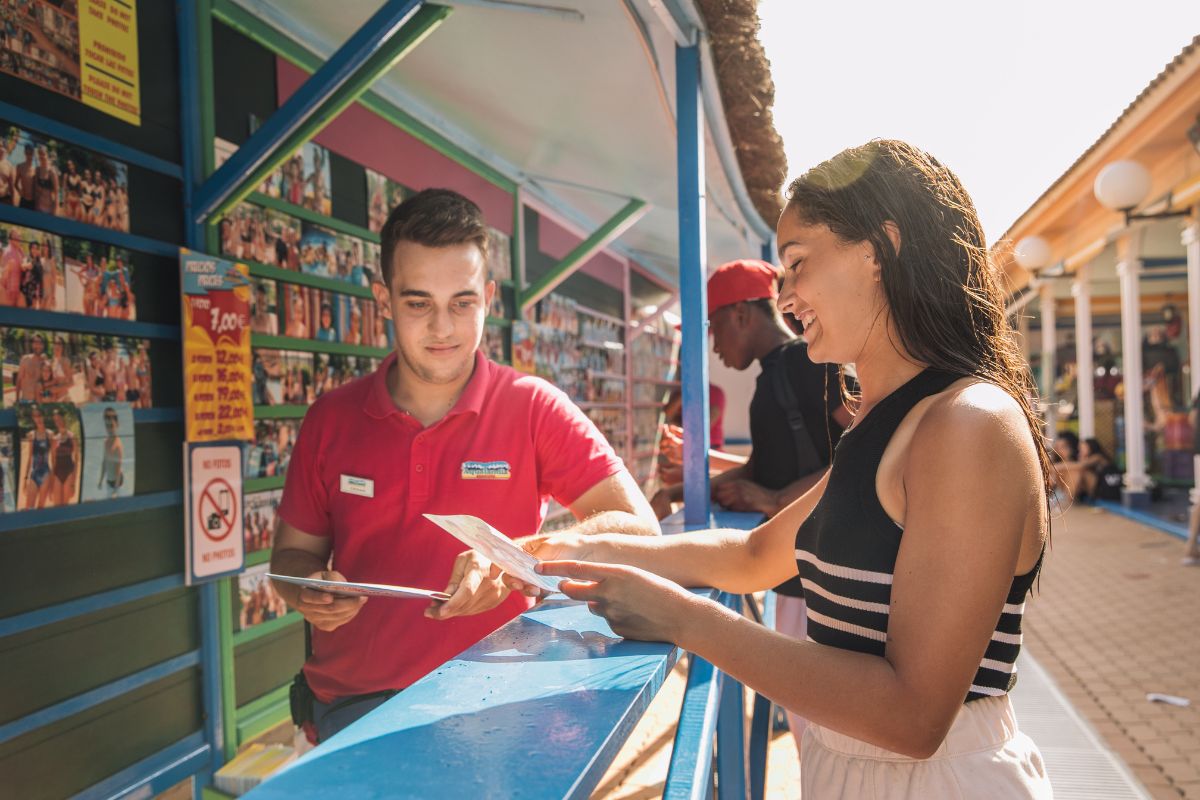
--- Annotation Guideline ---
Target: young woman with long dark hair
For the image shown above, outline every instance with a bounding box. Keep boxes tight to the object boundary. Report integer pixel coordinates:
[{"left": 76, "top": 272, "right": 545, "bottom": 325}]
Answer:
[{"left": 515, "top": 140, "right": 1053, "bottom": 796}]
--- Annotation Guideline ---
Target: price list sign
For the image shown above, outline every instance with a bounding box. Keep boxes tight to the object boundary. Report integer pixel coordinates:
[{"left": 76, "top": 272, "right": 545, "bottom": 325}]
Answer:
[{"left": 181, "top": 250, "right": 254, "bottom": 442}]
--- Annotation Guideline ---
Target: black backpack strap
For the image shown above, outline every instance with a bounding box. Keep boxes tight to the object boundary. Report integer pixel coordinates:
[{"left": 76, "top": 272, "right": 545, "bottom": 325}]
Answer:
[{"left": 769, "top": 354, "right": 824, "bottom": 478}]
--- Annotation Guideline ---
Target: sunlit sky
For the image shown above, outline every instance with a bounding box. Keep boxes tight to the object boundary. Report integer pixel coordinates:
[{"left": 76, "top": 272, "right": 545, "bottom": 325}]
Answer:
[{"left": 757, "top": 1, "right": 1200, "bottom": 246}]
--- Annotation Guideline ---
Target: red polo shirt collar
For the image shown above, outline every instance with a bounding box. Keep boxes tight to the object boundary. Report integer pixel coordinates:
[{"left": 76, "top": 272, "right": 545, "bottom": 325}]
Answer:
[{"left": 364, "top": 350, "right": 491, "bottom": 421}]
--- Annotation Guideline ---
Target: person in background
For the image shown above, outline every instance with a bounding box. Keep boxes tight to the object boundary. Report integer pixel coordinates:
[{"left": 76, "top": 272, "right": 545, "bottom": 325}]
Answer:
[
  {"left": 650, "top": 259, "right": 852, "bottom": 760},
  {"left": 1186, "top": 388, "right": 1200, "bottom": 565},
  {"left": 269, "top": 189, "right": 661, "bottom": 744},
  {"left": 650, "top": 383, "right": 733, "bottom": 507}
]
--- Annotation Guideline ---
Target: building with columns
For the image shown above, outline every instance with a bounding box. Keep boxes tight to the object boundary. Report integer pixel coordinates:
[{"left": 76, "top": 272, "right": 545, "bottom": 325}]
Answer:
[{"left": 996, "top": 35, "right": 1200, "bottom": 507}]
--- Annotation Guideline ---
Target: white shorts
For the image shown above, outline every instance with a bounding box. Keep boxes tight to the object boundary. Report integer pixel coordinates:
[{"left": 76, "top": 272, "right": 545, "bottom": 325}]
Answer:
[{"left": 802, "top": 693, "right": 1053, "bottom": 799}]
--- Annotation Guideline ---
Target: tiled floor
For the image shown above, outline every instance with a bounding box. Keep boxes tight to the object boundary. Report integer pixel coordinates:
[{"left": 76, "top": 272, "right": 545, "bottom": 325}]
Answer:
[{"left": 1022, "top": 503, "right": 1200, "bottom": 799}]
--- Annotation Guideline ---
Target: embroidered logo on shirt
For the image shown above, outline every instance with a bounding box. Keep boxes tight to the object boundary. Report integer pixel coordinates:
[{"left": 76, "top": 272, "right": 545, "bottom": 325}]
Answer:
[
  {"left": 461, "top": 460, "right": 511, "bottom": 480},
  {"left": 340, "top": 474, "right": 375, "bottom": 497}
]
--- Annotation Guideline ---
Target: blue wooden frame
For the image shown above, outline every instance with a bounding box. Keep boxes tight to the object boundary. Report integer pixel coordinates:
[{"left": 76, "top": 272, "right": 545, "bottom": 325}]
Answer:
[
  {"left": 0, "top": 307, "right": 181, "bottom": 340},
  {"left": 0, "top": 650, "right": 201, "bottom": 746},
  {"left": 675, "top": 43, "right": 711, "bottom": 527},
  {"left": 0, "top": 489, "right": 182, "bottom": 533},
  {"left": 0, "top": 101, "right": 184, "bottom": 180},
  {"left": 0, "top": 205, "right": 180, "bottom": 259},
  {"left": 72, "top": 731, "right": 210, "bottom": 800},
  {"left": 0, "top": 573, "right": 185, "bottom": 638}
]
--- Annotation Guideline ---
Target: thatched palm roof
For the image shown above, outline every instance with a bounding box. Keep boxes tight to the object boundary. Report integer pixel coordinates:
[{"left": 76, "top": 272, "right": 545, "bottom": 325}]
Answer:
[{"left": 696, "top": 0, "right": 789, "bottom": 226}]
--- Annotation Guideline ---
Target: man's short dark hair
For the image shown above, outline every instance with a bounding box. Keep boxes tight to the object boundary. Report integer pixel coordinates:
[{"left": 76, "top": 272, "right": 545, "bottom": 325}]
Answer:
[{"left": 379, "top": 188, "right": 489, "bottom": 286}]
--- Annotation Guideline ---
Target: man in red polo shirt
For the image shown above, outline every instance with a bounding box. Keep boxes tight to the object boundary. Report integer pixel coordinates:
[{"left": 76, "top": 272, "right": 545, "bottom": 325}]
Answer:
[{"left": 270, "top": 189, "right": 659, "bottom": 743}]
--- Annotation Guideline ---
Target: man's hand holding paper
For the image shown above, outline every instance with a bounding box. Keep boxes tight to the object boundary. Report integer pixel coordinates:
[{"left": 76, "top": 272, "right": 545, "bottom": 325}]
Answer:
[{"left": 424, "top": 514, "right": 565, "bottom": 599}]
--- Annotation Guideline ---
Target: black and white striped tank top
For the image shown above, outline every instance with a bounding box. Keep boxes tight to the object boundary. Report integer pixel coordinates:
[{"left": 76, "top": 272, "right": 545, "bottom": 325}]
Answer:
[{"left": 794, "top": 368, "right": 1042, "bottom": 702}]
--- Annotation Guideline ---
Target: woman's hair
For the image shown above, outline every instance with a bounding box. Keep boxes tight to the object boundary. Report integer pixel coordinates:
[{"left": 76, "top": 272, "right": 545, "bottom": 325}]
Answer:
[{"left": 784, "top": 139, "right": 1054, "bottom": 513}]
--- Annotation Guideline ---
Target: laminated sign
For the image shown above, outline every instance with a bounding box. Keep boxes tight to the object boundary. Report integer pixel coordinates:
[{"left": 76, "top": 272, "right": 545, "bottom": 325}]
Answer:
[
  {"left": 185, "top": 441, "right": 245, "bottom": 584},
  {"left": 181, "top": 250, "right": 254, "bottom": 442}
]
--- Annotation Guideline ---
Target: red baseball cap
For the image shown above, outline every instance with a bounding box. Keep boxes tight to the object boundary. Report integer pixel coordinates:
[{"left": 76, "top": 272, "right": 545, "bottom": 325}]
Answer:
[{"left": 706, "top": 259, "right": 779, "bottom": 317}]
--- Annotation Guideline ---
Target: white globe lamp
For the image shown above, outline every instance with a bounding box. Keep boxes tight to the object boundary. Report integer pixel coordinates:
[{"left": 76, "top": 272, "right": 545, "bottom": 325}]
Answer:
[
  {"left": 1014, "top": 235, "right": 1052, "bottom": 273},
  {"left": 1093, "top": 160, "right": 1152, "bottom": 212}
]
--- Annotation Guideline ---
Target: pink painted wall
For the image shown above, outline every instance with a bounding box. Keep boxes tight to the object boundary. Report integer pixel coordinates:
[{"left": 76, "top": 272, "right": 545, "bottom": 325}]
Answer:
[
  {"left": 276, "top": 58, "right": 513, "bottom": 235},
  {"left": 535, "top": 209, "right": 625, "bottom": 290}
]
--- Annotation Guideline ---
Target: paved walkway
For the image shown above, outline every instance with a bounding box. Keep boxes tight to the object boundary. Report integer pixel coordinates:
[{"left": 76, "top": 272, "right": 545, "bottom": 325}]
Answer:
[{"left": 1023, "top": 503, "right": 1200, "bottom": 799}]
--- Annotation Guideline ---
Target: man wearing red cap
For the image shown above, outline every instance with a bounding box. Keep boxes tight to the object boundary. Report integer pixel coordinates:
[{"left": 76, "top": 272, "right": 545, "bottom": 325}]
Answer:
[
  {"left": 657, "top": 257, "right": 853, "bottom": 756},
  {"left": 663, "top": 258, "right": 852, "bottom": 516}
]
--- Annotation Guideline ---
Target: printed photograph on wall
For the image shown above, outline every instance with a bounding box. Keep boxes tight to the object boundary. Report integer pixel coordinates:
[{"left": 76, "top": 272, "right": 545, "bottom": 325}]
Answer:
[
  {"left": 81, "top": 335, "right": 152, "bottom": 407},
  {"left": 245, "top": 418, "right": 299, "bottom": 479},
  {"left": 0, "top": 1, "right": 81, "bottom": 103},
  {"left": 0, "top": 125, "right": 129, "bottom": 232},
  {"left": 298, "top": 143, "right": 331, "bottom": 216},
  {"left": 487, "top": 228, "right": 512, "bottom": 282},
  {"left": 334, "top": 231, "right": 373, "bottom": 287},
  {"left": 298, "top": 221, "right": 337, "bottom": 278},
  {"left": 236, "top": 563, "right": 289, "bottom": 631},
  {"left": 312, "top": 289, "right": 338, "bottom": 344},
  {"left": 17, "top": 401, "right": 82, "bottom": 510},
  {"left": 280, "top": 283, "right": 308, "bottom": 340},
  {"left": 63, "top": 237, "right": 136, "bottom": 319},
  {"left": 0, "top": 1, "right": 141, "bottom": 125},
  {"left": 250, "top": 348, "right": 282, "bottom": 407},
  {"left": 80, "top": 401, "right": 134, "bottom": 502},
  {"left": 243, "top": 488, "right": 282, "bottom": 555},
  {"left": 365, "top": 168, "right": 409, "bottom": 234},
  {"left": 0, "top": 430, "right": 15, "bottom": 512},
  {"left": 0, "top": 221, "right": 64, "bottom": 311},
  {"left": 2, "top": 330, "right": 152, "bottom": 408},
  {"left": 279, "top": 351, "right": 312, "bottom": 405},
  {"left": 249, "top": 278, "right": 278, "bottom": 335}
]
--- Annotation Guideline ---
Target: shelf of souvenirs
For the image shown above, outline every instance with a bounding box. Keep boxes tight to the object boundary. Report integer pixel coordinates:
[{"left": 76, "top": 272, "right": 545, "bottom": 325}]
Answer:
[
  {"left": 578, "top": 338, "right": 626, "bottom": 352},
  {"left": 586, "top": 370, "right": 627, "bottom": 382},
  {"left": 574, "top": 304, "right": 625, "bottom": 325},
  {"left": 576, "top": 401, "right": 626, "bottom": 410},
  {"left": 632, "top": 377, "right": 679, "bottom": 386}
]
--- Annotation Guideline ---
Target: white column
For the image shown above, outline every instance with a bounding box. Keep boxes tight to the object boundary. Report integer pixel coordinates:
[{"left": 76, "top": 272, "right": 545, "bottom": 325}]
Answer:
[
  {"left": 1073, "top": 262, "right": 1095, "bottom": 439},
  {"left": 1184, "top": 216, "right": 1200, "bottom": 507},
  {"left": 1117, "top": 230, "right": 1149, "bottom": 497},
  {"left": 1040, "top": 281, "right": 1057, "bottom": 439}
]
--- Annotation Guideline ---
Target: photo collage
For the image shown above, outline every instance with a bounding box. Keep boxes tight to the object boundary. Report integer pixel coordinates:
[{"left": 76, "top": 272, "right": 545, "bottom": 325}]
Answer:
[
  {"left": 236, "top": 564, "right": 289, "bottom": 632},
  {"left": 0, "top": 221, "right": 137, "bottom": 317},
  {"left": 0, "top": 0, "right": 81, "bottom": 101},
  {"left": 269, "top": 280, "right": 392, "bottom": 348},
  {"left": 215, "top": 138, "right": 332, "bottom": 217},
  {"left": 0, "top": 121, "right": 130, "bottom": 232},
  {"left": 251, "top": 348, "right": 380, "bottom": 408},
  {"left": 2, "top": 328, "right": 153, "bottom": 408},
  {"left": 11, "top": 399, "right": 135, "bottom": 512},
  {"left": 219, "top": 202, "right": 381, "bottom": 290},
  {"left": 245, "top": 418, "right": 300, "bottom": 480},
  {"left": 366, "top": 168, "right": 408, "bottom": 234},
  {"left": 243, "top": 488, "right": 281, "bottom": 556}
]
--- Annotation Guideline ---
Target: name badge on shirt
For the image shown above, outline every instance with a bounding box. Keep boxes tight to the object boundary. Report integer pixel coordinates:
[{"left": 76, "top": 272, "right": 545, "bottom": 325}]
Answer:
[
  {"left": 340, "top": 474, "right": 375, "bottom": 497},
  {"left": 461, "top": 460, "right": 511, "bottom": 480}
]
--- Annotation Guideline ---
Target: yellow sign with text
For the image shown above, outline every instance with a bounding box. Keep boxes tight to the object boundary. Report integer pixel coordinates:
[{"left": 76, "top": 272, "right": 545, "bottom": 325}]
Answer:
[{"left": 79, "top": 0, "right": 141, "bottom": 126}]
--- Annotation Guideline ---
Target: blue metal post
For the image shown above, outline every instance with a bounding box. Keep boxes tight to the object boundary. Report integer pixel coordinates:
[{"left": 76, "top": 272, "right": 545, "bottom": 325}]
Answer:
[
  {"left": 192, "top": 0, "right": 424, "bottom": 223},
  {"left": 715, "top": 596, "right": 747, "bottom": 799},
  {"left": 761, "top": 237, "right": 775, "bottom": 266},
  {"left": 675, "top": 43, "right": 711, "bottom": 528},
  {"left": 178, "top": 0, "right": 225, "bottom": 781}
]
